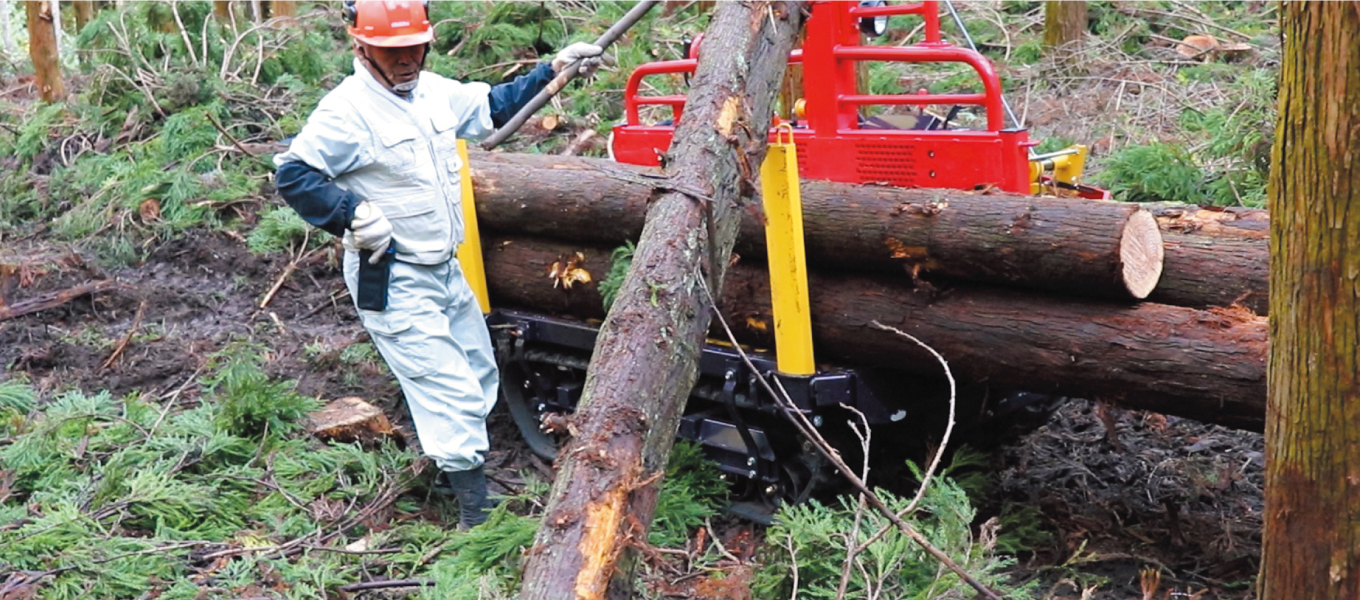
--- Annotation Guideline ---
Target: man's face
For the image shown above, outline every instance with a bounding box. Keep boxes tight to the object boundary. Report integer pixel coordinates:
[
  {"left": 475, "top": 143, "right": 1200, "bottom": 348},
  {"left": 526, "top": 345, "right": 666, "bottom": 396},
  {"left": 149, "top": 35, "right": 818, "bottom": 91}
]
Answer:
[{"left": 357, "top": 42, "right": 425, "bottom": 90}]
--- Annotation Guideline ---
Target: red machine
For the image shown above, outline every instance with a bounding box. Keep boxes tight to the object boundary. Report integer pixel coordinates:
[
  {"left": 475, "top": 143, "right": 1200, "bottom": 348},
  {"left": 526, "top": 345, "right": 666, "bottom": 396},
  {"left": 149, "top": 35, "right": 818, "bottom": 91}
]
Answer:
[{"left": 610, "top": 0, "right": 1106, "bottom": 198}]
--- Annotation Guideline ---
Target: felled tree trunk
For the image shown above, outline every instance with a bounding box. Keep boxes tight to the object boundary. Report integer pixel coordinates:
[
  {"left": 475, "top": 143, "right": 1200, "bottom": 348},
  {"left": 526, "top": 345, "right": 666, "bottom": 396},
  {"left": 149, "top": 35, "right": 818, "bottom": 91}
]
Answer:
[
  {"left": 1151, "top": 233, "right": 1268, "bottom": 315},
  {"left": 518, "top": 4, "right": 807, "bottom": 599},
  {"left": 471, "top": 152, "right": 1165, "bottom": 299},
  {"left": 482, "top": 234, "right": 1268, "bottom": 432},
  {"left": 1138, "top": 202, "right": 1270, "bottom": 315},
  {"left": 25, "top": 0, "right": 64, "bottom": 102}
]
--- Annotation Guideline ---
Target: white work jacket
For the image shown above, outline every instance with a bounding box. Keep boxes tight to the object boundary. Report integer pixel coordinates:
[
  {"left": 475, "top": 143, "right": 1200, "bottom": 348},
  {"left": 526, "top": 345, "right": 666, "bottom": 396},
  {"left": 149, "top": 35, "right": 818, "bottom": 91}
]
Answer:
[{"left": 275, "top": 58, "right": 495, "bottom": 265}]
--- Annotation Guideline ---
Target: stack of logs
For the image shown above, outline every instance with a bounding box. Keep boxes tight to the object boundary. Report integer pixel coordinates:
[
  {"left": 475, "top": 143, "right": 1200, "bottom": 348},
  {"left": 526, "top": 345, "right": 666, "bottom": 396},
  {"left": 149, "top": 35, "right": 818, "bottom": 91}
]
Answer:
[{"left": 468, "top": 152, "right": 1269, "bottom": 432}]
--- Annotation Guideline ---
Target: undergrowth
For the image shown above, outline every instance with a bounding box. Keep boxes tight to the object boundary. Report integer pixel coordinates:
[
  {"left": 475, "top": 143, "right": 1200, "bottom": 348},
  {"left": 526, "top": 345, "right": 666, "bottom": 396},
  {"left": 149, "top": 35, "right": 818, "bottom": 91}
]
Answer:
[{"left": 754, "top": 457, "right": 1035, "bottom": 600}]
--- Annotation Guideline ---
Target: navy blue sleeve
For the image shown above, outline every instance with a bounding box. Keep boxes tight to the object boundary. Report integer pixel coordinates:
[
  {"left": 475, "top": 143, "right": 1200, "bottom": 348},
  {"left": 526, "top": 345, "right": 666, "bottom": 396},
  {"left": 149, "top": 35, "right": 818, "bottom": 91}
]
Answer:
[
  {"left": 275, "top": 160, "right": 359, "bottom": 238},
  {"left": 487, "top": 62, "right": 555, "bottom": 128}
]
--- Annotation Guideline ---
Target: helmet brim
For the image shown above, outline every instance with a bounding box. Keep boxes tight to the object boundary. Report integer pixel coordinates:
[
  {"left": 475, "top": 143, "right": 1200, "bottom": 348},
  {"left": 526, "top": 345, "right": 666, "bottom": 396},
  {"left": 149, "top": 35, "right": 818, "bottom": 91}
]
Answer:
[{"left": 350, "top": 30, "right": 433, "bottom": 47}]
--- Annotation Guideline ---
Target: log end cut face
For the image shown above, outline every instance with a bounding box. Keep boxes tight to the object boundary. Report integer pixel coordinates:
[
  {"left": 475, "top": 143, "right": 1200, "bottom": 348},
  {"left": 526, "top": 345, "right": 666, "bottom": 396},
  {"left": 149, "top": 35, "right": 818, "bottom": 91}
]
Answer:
[{"left": 1120, "top": 209, "right": 1165, "bottom": 299}]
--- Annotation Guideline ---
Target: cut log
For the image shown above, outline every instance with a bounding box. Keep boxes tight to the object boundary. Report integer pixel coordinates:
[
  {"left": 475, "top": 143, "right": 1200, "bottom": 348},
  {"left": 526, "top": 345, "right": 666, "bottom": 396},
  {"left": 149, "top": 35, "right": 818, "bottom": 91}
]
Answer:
[
  {"left": 1149, "top": 233, "right": 1269, "bottom": 315},
  {"left": 482, "top": 234, "right": 1268, "bottom": 432},
  {"left": 1141, "top": 202, "right": 1269, "bottom": 239},
  {"left": 518, "top": 3, "right": 808, "bottom": 599},
  {"left": 472, "top": 152, "right": 1165, "bottom": 299},
  {"left": 1139, "top": 203, "right": 1270, "bottom": 315}
]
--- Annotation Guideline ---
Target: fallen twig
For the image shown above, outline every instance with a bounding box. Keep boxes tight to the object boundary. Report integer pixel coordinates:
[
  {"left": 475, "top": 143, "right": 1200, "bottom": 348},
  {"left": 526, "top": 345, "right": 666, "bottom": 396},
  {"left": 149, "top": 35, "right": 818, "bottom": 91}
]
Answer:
[
  {"left": 259, "top": 235, "right": 317, "bottom": 310},
  {"left": 0, "top": 280, "right": 125, "bottom": 321},
  {"left": 205, "top": 110, "right": 257, "bottom": 159},
  {"left": 100, "top": 300, "right": 147, "bottom": 372}
]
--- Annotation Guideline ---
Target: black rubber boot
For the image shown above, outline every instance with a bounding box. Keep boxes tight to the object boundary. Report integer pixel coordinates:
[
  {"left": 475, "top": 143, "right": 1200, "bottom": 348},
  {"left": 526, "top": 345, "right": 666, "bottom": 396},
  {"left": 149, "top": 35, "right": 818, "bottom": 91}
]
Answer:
[{"left": 435, "top": 466, "right": 493, "bottom": 529}]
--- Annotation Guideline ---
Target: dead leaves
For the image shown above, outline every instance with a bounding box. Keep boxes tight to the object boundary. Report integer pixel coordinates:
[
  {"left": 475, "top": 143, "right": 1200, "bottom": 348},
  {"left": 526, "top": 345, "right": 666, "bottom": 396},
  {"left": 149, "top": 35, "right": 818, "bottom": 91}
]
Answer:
[
  {"left": 548, "top": 252, "right": 593, "bottom": 289},
  {"left": 1175, "top": 34, "right": 1251, "bottom": 61}
]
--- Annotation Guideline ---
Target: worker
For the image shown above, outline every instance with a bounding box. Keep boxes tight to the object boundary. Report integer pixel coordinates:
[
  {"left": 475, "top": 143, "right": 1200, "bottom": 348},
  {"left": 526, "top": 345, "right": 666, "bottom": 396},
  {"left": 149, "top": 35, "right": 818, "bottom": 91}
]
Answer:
[{"left": 272, "top": 0, "right": 604, "bottom": 529}]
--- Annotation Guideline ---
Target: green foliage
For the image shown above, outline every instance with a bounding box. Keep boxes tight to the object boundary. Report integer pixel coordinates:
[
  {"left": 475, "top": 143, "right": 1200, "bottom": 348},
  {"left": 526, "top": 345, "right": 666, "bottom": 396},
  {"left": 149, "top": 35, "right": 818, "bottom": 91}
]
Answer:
[
  {"left": 650, "top": 441, "right": 728, "bottom": 547},
  {"left": 0, "top": 376, "right": 37, "bottom": 413},
  {"left": 994, "top": 503, "right": 1054, "bottom": 555},
  {"left": 600, "top": 241, "right": 636, "bottom": 312},
  {"left": 204, "top": 344, "right": 319, "bottom": 438},
  {"left": 753, "top": 469, "right": 1034, "bottom": 600},
  {"left": 1095, "top": 138, "right": 1266, "bottom": 207},
  {"left": 1095, "top": 143, "right": 1207, "bottom": 204},
  {"left": 247, "top": 206, "right": 315, "bottom": 254},
  {"left": 420, "top": 508, "right": 540, "bottom": 600},
  {"left": 0, "top": 365, "right": 425, "bottom": 599}
]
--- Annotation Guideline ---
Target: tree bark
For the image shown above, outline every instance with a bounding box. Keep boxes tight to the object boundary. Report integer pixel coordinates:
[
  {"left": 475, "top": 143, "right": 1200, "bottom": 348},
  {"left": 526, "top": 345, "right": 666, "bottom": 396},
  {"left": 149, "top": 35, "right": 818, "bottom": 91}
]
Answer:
[
  {"left": 471, "top": 152, "right": 1165, "bottom": 299},
  {"left": 269, "top": 0, "right": 295, "bottom": 21},
  {"left": 213, "top": 0, "right": 230, "bottom": 20},
  {"left": 1150, "top": 233, "right": 1268, "bottom": 315},
  {"left": 517, "top": 3, "right": 807, "bottom": 599},
  {"left": 1043, "top": 1, "right": 1086, "bottom": 58},
  {"left": 1260, "top": 3, "right": 1360, "bottom": 599},
  {"left": 1140, "top": 202, "right": 1270, "bottom": 314},
  {"left": 70, "top": 0, "right": 93, "bottom": 30},
  {"left": 24, "top": 0, "right": 64, "bottom": 102},
  {"left": 482, "top": 234, "right": 1267, "bottom": 432}
]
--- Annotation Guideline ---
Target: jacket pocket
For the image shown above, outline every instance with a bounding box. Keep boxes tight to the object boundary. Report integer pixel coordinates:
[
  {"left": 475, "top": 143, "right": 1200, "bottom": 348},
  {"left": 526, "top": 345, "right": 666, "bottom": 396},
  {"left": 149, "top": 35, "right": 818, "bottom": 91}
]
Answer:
[
  {"left": 377, "top": 125, "right": 420, "bottom": 172},
  {"left": 372, "top": 194, "right": 447, "bottom": 257}
]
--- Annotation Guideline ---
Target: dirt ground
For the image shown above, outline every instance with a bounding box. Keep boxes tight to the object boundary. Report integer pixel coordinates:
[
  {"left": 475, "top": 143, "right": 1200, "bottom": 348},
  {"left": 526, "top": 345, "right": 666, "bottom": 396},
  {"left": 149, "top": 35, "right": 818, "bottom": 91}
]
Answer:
[{"left": 0, "top": 230, "right": 1263, "bottom": 599}]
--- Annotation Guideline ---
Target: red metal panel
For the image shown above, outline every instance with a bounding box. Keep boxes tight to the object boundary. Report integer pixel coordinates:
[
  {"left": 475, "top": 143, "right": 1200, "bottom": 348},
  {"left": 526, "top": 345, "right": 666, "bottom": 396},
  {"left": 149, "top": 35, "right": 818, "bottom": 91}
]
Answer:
[{"left": 609, "top": 0, "right": 1055, "bottom": 197}]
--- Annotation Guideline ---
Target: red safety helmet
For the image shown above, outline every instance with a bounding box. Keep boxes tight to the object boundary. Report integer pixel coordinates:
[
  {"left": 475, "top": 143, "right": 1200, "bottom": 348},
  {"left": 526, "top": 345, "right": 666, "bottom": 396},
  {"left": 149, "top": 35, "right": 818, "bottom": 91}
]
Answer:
[{"left": 343, "top": 0, "right": 433, "bottom": 48}]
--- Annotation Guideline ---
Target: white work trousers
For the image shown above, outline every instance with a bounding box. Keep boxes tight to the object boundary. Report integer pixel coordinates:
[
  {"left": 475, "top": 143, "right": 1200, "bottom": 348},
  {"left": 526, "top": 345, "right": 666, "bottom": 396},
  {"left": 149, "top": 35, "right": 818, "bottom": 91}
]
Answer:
[{"left": 343, "top": 252, "right": 499, "bottom": 472}]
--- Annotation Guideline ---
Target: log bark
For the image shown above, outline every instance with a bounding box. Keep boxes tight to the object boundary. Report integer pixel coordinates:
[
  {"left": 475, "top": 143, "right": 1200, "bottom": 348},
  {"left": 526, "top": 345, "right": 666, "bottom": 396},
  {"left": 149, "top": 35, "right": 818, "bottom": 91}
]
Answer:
[
  {"left": 1260, "top": 3, "right": 1360, "bottom": 597},
  {"left": 471, "top": 152, "right": 1165, "bottom": 299},
  {"left": 25, "top": 0, "right": 64, "bottom": 102},
  {"left": 1137, "top": 203, "right": 1270, "bottom": 315},
  {"left": 482, "top": 234, "right": 1268, "bottom": 432},
  {"left": 1150, "top": 233, "right": 1268, "bottom": 315},
  {"left": 518, "top": 3, "right": 807, "bottom": 599}
]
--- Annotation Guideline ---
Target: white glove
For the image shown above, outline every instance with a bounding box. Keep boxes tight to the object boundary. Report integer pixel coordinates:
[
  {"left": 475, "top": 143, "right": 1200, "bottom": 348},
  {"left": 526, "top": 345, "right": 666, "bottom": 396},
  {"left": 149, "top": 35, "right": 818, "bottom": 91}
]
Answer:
[
  {"left": 552, "top": 42, "right": 608, "bottom": 77},
  {"left": 350, "top": 201, "right": 393, "bottom": 264}
]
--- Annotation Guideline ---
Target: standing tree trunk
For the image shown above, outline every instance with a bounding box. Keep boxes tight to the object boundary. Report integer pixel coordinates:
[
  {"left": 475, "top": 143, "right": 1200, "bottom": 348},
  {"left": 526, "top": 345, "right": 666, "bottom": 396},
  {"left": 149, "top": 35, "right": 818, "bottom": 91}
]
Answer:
[
  {"left": 70, "top": 0, "right": 93, "bottom": 30},
  {"left": 517, "top": 3, "right": 807, "bottom": 599},
  {"left": 269, "top": 0, "right": 295, "bottom": 23},
  {"left": 1259, "top": 3, "right": 1360, "bottom": 599},
  {"left": 213, "top": 0, "right": 230, "bottom": 20},
  {"left": 24, "top": 0, "right": 64, "bottom": 102},
  {"left": 1043, "top": 1, "right": 1085, "bottom": 56}
]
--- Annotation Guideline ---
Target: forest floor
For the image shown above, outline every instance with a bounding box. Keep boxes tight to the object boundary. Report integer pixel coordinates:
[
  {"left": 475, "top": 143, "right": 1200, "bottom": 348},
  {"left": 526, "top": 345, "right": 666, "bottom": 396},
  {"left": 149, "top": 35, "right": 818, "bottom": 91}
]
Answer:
[
  {"left": 1, "top": 2, "right": 1277, "bottom": 598},
  {"left": 1, "top": 226, "right": 1264, "bottom": 600}
]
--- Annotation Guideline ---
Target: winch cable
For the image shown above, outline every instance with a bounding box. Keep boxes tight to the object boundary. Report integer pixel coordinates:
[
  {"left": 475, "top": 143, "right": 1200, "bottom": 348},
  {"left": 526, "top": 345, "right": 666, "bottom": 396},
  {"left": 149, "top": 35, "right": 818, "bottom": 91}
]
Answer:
[{"left": 942, "top": 0, "right": 1028, "bottom": 150}]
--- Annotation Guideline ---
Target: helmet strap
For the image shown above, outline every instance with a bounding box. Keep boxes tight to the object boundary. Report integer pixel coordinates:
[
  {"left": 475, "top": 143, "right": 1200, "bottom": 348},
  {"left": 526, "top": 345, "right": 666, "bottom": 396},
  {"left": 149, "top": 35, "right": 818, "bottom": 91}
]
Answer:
[{"left": 357, "top": 42, "right": 429, "bottom": 97}]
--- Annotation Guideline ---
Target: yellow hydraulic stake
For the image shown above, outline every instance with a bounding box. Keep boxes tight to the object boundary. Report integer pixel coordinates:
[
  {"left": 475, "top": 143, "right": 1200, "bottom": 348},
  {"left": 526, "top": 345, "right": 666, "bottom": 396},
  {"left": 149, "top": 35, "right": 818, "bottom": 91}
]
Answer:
[
  {"left": 455, "top": 139, "right": 491, "bottom": 314},
  {"left": 761, "top": 125, "right": 815, "bottom": 375}
]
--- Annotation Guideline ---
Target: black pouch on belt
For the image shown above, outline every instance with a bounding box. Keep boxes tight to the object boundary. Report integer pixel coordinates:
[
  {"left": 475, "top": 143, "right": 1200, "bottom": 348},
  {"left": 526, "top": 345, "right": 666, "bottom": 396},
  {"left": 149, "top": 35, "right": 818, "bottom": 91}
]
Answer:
[{"left": 356, "top": 246, "right": 396, "bottom": 311}]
